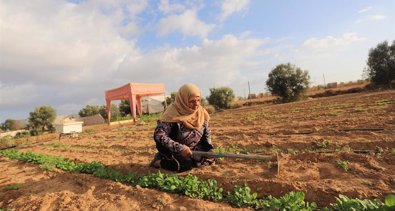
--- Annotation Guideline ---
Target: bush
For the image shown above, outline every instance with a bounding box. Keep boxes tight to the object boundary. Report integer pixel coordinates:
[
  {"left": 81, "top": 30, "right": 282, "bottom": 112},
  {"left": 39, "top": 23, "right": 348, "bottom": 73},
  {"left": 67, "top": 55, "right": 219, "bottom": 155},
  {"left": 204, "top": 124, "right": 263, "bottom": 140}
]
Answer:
[
  {"left": 1, "top": 119, "right": 21, "bottom": 131},
  {"left": 79, "top": 105, "right": 100, "bottom": 117},
  {"left": 364, "top": 40, "right": 395, "bottom": 87},
  {"left": 30, "top": 129, "right": 41, "bottom": 136},
  {"left": 0, "top": 135, "right": 15, "bottom": 148},
  {"left": 163, "top": 92, "right": 177, "bottom": 107},
  {"left": 15, "top": 131, "right": 30, "bottom": 139},
  {"left": 207, "top": 87, "right": 235, "bottom": 109},
  {"left": 266, "top": 63, "right": 310, "bottom": 103},
  {"left": 99, "top": 104, "right": 120, "bottom": 121}
]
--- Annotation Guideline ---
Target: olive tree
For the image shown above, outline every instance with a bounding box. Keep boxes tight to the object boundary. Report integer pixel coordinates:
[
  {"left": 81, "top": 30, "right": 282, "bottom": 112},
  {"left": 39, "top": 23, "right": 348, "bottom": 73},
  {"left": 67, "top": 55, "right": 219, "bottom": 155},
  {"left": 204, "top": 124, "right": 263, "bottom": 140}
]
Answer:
[
  {"left": 266, "top": 63, "right": 310, "bottom": 103},
  {"left": 79, "top": 105, "right": 100, "bottom": 117},
  {"left": 28, "top": 105, "right": 56, "bottom": 131},
  {"left": 365, "top": 40, "right": 395, "bottom": 87},
  {"left": 207, "top": 87, "right": 235, "bottom": 109}
]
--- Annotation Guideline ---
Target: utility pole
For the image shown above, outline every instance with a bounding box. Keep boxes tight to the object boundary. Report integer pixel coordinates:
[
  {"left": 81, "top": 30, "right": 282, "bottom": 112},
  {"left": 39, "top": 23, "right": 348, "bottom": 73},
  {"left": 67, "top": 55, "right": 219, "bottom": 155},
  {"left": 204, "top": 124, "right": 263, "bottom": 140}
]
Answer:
[
  {"left": 323, "top": 74, "right": 326, "bottom": 88},
  {"left": 248, "top": 81, "right": 251, "bottom": 99}
]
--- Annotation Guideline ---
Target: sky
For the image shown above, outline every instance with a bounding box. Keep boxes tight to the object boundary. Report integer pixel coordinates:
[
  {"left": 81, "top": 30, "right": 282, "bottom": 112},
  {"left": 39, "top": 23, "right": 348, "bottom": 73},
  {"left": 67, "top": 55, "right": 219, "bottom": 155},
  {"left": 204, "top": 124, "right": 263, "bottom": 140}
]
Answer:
[{"left": 0, "top": 0, "right": 394, "bottom": 122}]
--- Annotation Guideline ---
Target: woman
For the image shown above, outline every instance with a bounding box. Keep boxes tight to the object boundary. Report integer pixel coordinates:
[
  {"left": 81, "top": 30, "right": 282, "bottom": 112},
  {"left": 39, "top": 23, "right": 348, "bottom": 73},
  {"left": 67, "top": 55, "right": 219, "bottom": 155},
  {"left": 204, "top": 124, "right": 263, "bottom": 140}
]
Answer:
[{"left": 150, "top": 83, "right": 215, "bottom": 172}]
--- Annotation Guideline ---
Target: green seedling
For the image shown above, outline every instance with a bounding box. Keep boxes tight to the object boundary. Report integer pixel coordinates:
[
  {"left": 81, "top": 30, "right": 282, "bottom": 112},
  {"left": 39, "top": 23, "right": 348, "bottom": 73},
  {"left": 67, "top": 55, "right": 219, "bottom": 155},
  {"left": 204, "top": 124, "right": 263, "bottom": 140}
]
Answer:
[
  {"left": 336, "top": 159, "right": 350, "bottom": 171},
  {"left": 314, "top": 140, "right": 331, "bottom": 149},
  {"left": 3, "top": 184, "right": 21, "bottom": 191}
]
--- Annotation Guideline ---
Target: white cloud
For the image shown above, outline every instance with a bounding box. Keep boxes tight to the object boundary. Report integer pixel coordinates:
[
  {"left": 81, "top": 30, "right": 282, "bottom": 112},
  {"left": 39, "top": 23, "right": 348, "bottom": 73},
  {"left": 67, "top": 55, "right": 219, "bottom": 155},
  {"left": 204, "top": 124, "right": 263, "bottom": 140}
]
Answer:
[
  {"left": 355, "top": 15, "right": 387, "bottom": 23},
  {"left": 0, "top": 0, "right": 147, "bottom": 120},
  {"left": 366, "top": 15, "right": 387, "bottom": 21},
  {"left": 158, "top": 0, "right": 186, "bottom": 14},
  {"left": 0, "top": 83, "right": 39, "bottom": 108},
  {"left": 219, "top": 0, "right": 250, "bottom": 21},
  {"left": 0, "top": 0, "right": 143, "bottom": 85},
  {"left": 124, "top": 0, "right": 149, "bottom": 16},
  {"left": 302, "top": 33, "right": 365, "bottom": 50},
  {"left": 357, "top": 6, "right": 372, "bottom": 14},
  {"left": 157, "top": 10, "right": 214, "bottom": 38},
  {"left": 112, "top": 33, "right": 266, "bottom": 96}
]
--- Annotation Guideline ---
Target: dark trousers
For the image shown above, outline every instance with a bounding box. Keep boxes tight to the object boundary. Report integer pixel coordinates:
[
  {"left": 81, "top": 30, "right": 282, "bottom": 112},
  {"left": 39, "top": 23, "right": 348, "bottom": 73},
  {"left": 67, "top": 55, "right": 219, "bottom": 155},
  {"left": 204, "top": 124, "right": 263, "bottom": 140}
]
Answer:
[{"left": 160, "top": 154, "right": 193, "bottom": 172}]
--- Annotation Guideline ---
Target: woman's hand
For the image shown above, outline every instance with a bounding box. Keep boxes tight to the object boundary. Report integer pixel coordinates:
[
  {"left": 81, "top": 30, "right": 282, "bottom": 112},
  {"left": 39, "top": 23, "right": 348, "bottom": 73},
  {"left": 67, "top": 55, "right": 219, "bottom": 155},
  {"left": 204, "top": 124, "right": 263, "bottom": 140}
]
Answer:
[{"left": 181, "top": 147, "right": 192, "bottom": 158}]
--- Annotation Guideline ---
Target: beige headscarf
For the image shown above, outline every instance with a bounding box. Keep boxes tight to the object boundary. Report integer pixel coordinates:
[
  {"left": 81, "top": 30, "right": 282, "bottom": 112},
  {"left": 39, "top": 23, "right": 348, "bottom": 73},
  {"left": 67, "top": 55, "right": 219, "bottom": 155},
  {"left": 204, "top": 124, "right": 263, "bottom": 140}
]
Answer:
[{"left": 160, "top": 83, "right": 210, "bottom": 129}]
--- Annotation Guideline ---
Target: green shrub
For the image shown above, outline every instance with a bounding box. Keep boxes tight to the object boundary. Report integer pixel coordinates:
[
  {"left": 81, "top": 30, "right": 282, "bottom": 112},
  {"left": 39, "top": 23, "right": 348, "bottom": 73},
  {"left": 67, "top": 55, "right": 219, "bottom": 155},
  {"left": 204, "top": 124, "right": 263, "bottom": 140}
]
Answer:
[
  {"left": 29, "top": 129, "right": 41, "bottom": 136},
  {"left": 207, "top": 87, "right": 235, "bottom": 109},
  {"left": 15, "top": 131, "right": 30, "bottom": 139},
  {"left": 266, "top": 63, "right": 310, "bottom": 103},
  {"left": 79, "top": 105, "right": 101, "bottom": 117}
]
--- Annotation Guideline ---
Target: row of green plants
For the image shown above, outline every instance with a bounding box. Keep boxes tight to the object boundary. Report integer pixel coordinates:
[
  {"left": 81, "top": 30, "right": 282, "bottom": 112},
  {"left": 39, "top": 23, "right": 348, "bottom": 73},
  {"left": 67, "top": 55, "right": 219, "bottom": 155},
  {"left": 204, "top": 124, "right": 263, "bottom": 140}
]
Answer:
[{"left": 1, "top": 149, "right": 394, "bottom": 210}]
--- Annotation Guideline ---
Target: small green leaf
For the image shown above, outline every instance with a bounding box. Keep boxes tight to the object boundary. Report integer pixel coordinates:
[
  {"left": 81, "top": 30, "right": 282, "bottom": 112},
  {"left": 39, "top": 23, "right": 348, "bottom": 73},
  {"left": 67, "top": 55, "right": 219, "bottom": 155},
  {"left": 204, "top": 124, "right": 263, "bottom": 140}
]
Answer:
[{"left": 385, "top": 194, "right": 395, "bottom": 207}]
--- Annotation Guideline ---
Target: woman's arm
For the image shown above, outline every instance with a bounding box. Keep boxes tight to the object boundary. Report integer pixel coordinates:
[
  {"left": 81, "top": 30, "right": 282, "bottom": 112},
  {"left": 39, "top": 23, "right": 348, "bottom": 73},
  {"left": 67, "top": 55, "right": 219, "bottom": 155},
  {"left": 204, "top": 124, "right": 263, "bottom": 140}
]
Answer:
[
  {"left": 200, "top": 121, "right": 214, "bottom": 150},
  {"left": 154, "top": 121, "right": 188, "bottom": 154}
]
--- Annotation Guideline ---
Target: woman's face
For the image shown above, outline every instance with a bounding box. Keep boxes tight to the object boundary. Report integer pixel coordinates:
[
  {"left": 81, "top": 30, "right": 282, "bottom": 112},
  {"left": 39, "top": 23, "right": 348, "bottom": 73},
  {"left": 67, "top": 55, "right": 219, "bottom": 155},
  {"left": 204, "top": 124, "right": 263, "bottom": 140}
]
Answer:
[{"left": 188, "top": 96, "right": 201, "bottom": 110}]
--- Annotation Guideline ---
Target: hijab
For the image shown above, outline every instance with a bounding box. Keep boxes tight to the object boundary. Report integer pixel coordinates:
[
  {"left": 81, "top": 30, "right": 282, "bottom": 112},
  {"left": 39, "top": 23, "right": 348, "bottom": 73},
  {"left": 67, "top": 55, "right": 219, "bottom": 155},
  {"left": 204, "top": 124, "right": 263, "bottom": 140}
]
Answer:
[{"left": 160, "top": 83, "right": 209, "bottom": 129}]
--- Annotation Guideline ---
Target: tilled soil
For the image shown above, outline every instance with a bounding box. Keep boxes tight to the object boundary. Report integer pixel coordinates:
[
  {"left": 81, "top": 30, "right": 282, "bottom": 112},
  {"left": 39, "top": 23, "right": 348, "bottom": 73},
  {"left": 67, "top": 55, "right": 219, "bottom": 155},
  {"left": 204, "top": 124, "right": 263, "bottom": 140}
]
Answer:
[{"left": 1, "top": 90, "right": 394, "bottom": 210}]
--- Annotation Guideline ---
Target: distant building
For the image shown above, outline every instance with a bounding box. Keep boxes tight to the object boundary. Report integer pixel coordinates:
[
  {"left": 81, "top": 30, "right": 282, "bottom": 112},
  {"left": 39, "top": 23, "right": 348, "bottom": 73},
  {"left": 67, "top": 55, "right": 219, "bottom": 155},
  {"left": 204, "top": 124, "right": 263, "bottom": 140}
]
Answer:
[
  {"left": 54, "top": 114, "right": 82, "bottom": 124},
  {"left": 55, "top": 114, "right": 105, "bottom": 126},
  {"left": 81, "top": 114, "right": 105, "bottom": 126},
  {"left": 248, "top": 94, "right": 257, "bottom": 99},
  {"left": 326, "top": 82, "right": 338, "bottom": 88}
]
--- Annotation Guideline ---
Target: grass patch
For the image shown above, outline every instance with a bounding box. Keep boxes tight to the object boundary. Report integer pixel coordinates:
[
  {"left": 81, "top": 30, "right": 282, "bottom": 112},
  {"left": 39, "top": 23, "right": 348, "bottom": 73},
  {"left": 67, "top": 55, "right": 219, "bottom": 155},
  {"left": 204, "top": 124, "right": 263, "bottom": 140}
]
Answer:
[
  {"left": 47, "top": 142, "right": 70, "bottom": 149},
  {"left": 336, "top": 159, "right": 350, "bottom": 171},
  {"left": 3, "top": 184, "right": 22, "bottom": 191}
]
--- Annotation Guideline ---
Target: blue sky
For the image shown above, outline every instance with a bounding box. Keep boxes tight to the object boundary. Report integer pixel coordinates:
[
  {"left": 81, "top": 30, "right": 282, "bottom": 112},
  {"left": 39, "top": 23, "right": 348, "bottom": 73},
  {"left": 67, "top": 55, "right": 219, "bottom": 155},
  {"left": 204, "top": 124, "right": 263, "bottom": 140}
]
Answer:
[{"left": 0, "top": 0, "right": 394, "bottom": 122}]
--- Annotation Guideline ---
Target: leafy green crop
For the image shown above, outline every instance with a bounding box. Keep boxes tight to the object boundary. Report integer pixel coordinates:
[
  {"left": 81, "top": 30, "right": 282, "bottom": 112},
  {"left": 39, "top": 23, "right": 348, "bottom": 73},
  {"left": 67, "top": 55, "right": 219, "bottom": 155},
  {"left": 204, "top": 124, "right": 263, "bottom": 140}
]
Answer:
[
  {"left": 3, "top": 184, "right": 21, "bottom": 191},
  {"left": 330, "top": 194, "right": 385, "bottom": 210},
  {"left": 0, "top": 149, "right": 391, "bottom": 210},
  {"left": 258, "top": 191, "right": 317, "bottom": 211},
  {"left": 226, "top": 185, "right": 258, "bottom": 207},
  {"left": 336, "top": 159, "right": 350, "bottom": 171}
]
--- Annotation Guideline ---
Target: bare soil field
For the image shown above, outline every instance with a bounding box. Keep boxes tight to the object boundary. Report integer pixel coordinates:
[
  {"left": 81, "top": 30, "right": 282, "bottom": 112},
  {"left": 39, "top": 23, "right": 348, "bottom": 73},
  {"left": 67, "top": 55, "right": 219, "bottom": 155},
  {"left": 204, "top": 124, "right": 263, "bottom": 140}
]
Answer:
[{"left": 1, "top": 89, "right": 394, "bottom": 210}]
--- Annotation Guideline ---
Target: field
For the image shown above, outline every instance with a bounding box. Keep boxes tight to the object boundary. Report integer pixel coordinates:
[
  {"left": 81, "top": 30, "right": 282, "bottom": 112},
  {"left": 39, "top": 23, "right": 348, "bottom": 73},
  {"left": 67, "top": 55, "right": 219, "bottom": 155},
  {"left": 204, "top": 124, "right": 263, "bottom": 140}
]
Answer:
[{"left": 1, "top": 89, "right": 395, "bottom": 210}]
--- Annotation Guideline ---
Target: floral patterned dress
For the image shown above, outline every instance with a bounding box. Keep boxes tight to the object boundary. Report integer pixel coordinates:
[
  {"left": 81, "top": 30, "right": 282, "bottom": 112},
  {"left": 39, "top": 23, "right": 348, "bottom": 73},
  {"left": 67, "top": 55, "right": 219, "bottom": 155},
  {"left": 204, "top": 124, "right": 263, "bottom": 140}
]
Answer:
[{"left": 153, "top": 121, "right": 215, "bottom": 172}]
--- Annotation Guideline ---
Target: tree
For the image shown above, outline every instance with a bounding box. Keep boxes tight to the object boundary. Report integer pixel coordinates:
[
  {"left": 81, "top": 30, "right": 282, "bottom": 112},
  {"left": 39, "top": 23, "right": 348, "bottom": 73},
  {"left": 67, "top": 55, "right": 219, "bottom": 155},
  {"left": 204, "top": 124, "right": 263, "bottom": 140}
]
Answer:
[
  {"left": 207, "top": 87, "right": 235, "bottom": 109},
  {"left": 365, "top": 40, "right": 395, "bottom": 87},
  {"left": 164, "top": 92, "right": 177, "bottom": 107},
  {"left": 28, "top": 105, "right": 56, "bottom": 131},
  {"left": 99, "top": 104, "right": 120, "bottom": 121},
  {"left": 79, "top": 105, "right": 100, "bottom": 117},
  {"left": 266, "top": 63, "right": 310, "bottom": 103},
  {"left": 1, "top": 119, "right": 18, "bottom": 131},
  {"left": 119, "top": 100, "right": 131, "bottom": 117}
]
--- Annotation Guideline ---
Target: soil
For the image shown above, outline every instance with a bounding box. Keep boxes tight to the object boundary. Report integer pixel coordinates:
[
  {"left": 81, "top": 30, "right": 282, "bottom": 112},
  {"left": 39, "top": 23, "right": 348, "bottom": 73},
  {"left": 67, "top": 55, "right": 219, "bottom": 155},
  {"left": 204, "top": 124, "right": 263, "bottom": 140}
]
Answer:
[{"left": 1, "top": 89, "right": 394, "bottom": 210}]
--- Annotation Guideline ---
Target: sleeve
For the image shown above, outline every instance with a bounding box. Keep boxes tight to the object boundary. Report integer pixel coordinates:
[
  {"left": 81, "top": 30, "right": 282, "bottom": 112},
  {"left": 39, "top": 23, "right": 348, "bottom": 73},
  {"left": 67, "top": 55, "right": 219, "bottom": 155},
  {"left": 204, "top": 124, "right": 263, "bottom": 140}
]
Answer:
[
  {"left": 154, "top": 121, "right": 188, "bottom": 154},
  {"left": 200, "top": 121, "right": 214, "bottom": 150}
]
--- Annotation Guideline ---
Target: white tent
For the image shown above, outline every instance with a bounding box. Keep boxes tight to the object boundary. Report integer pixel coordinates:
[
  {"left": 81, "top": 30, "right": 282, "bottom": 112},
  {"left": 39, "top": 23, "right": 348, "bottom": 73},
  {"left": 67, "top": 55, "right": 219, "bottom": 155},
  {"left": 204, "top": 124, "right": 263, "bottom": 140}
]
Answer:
[{"left": 141, "top": 95, "right": 165, "bottom": 114}]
